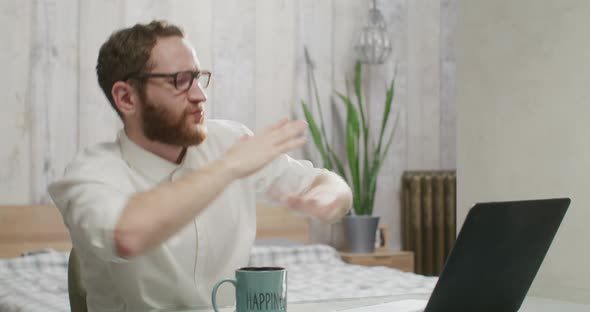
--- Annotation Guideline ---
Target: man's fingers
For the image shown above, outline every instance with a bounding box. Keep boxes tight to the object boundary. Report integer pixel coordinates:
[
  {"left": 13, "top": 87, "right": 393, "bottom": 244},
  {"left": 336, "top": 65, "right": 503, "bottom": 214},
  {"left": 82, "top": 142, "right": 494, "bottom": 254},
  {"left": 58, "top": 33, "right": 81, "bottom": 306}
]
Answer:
[
  {"left": 276, "top": 137, "right": 306, "bottom": 153},
  {"left": 272, "top": 120, "right": 307, "bottom": 146},
  {"left": 257, "top": 119, "right": 305, "bottom": 148},
  {"left": 263, "top": 117, "right": 290, "bottom": 132}
]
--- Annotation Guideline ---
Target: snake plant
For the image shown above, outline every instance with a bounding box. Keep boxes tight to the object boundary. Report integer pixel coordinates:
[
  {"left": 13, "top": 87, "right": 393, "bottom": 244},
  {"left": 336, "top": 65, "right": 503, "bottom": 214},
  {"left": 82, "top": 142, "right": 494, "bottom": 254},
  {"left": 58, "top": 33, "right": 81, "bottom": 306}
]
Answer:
[{"left": 300, "top": 48, "right": 399, "bottom": 216}]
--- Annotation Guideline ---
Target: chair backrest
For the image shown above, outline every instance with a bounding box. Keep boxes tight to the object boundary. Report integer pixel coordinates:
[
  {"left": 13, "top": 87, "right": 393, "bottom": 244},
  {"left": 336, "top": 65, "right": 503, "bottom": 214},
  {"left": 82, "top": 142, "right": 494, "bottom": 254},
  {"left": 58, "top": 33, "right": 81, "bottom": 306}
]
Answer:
[{"left": 68, "top": 249, "right": 88, "bottom": 312}]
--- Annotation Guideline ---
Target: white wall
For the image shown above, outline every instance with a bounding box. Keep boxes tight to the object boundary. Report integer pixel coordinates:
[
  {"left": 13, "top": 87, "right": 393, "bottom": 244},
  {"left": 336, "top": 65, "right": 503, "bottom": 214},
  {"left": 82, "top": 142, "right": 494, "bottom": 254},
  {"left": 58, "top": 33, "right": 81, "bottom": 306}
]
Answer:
[
  {"left": 0, "top": 0, "right": 456, "bottom": 250},
  {"left": 458, "top": 0, "right": 590, "bottom": 303}
]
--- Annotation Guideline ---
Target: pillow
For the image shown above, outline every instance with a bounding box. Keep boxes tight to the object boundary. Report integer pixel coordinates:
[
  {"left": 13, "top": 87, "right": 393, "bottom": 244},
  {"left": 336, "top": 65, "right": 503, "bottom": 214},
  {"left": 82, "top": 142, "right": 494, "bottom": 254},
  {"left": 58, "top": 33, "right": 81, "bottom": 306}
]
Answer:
[
  {"left": 249, "top": 244, "right": 342, "bottom": 266},
  {"left": 253, "top": 239, "right": 302, "bottom": 247}
]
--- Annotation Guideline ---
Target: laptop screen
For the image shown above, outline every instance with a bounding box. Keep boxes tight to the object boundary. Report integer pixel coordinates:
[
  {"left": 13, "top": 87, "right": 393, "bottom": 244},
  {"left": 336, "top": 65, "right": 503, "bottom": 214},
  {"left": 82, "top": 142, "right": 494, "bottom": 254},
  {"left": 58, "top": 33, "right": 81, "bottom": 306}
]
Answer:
[{"left": 424, "top": 198, "right": 570, "bottom": 312}]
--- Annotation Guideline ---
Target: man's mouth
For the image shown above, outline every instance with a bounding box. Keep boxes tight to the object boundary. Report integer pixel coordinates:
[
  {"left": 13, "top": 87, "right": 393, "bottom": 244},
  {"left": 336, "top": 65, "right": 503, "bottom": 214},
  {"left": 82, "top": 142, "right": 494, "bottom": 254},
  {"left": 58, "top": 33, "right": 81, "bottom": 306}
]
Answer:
[{"left": 189, "top": 109, "right": 204, "bottom": 122}]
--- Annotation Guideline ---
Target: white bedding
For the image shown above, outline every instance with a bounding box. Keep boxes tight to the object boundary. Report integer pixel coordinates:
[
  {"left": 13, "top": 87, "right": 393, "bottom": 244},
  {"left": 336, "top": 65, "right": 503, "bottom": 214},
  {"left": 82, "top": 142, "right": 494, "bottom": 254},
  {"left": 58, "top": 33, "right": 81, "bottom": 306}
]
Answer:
[
  {"left": 249, "top": 244, "right": 437, "bottom": 302},
  {"left": 0, "top": 250, "right": 69, "bottom": 312},
  {"left": 0, "top": 245, "right": 436, "bottom": 312}
]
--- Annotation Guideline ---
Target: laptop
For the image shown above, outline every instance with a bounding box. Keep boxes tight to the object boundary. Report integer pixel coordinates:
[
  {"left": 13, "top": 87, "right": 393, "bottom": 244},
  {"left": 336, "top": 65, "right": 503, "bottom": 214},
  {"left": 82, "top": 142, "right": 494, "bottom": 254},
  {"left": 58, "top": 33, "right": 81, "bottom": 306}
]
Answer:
[{"left": 422, "top": 198, "right": 570, "bottom": 312}]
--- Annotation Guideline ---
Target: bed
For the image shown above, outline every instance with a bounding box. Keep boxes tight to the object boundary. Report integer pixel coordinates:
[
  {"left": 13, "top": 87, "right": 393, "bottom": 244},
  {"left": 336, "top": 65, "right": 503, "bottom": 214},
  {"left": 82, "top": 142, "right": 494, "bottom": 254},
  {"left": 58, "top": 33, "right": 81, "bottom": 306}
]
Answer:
[{"left": 0, "top": 204, "right": 436, "bottom": 312}]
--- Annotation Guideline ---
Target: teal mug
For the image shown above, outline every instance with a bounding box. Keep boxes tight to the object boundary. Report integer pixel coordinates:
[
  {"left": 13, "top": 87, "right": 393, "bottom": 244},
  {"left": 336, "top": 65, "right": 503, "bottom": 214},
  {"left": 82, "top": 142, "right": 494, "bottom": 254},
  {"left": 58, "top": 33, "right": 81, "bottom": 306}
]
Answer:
[{"left": 212, "top": 267, "right": 287, "bottom": 312}]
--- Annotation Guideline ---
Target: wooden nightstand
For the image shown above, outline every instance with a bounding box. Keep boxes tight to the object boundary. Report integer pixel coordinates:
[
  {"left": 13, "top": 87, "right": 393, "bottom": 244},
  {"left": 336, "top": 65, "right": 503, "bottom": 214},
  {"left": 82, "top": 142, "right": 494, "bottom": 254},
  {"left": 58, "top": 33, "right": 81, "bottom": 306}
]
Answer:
[{"left": 340, "top": 250, "right": 415, "bottom": 273}]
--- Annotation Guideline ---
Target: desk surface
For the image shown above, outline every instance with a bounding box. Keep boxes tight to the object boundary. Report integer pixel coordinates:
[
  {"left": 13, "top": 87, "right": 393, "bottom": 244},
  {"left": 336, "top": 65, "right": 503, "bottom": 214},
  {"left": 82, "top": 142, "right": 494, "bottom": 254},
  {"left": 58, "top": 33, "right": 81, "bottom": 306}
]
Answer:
[{"left": 180, "top": 294, "right": 590, "bottom": 312}]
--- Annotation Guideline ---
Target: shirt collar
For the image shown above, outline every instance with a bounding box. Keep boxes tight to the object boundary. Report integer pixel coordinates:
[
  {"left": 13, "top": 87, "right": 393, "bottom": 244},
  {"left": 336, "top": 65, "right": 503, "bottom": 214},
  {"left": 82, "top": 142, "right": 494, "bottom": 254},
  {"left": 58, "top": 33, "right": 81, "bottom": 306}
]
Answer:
[{"left": 118, "top": 130, "right": 181, "bottom": 182}]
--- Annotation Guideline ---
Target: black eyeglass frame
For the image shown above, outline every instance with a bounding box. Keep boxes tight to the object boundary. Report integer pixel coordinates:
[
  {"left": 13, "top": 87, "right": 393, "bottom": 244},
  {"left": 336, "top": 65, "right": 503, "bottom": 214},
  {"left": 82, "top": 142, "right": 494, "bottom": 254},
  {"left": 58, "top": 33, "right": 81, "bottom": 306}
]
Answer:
[{"left": 124, "top": 70, "right": 212, "bottom": 91}]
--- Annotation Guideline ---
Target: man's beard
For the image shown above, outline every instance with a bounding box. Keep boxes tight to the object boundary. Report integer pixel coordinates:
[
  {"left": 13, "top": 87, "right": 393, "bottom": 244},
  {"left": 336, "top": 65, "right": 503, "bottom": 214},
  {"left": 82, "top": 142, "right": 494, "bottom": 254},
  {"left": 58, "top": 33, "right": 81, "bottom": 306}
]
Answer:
[{"left": 140, "top": 96, "right": 207, "bottom": 147}]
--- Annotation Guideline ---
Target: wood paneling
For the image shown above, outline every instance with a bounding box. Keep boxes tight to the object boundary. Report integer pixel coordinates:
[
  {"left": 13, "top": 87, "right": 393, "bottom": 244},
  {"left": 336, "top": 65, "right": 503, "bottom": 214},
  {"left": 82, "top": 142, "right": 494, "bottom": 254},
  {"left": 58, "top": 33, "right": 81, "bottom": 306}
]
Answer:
[
  {"left": 212, "top": 0, "right": 256, "bottom": 127},
  {"left": 123, "top": 0, "right": 170, "bottom": 25},
  {"left": 29, "top": 0, "right": 80, "bottom": 203},
  {"left": 0, "top": 0, "right": 32, "bottom": 203},
  {"left": 0, "top": 0, "right": 456, "bottom": 251},
  {"left": 407, "top": 0, "right": 442, "bottom": 170},
  {"left": 0, "top": 205, "right": 71, "bottom": 258},
  {"left": 77, "top": 0, "right": 122, "bottom": 149},
  {"left": 255, "top": 0, "right": 296, "bottom": 131}
]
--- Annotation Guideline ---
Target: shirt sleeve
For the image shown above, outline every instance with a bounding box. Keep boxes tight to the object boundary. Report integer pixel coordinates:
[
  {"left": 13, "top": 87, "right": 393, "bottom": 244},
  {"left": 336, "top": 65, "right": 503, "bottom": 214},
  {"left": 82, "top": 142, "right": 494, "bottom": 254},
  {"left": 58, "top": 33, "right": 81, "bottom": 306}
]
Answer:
[
  {"left": 254, "top": 154, "right": 327, "bottom": 205},
  {"left": 48, "top": 167, "right": 132, "bottom": 263}
]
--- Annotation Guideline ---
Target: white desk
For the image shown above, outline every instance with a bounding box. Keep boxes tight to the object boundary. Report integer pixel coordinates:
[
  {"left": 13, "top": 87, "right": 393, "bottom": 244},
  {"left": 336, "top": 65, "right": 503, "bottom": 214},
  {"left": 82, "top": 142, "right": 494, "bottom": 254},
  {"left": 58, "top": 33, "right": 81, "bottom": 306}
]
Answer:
[
  {"left": 519, "top": 297, "right": 590, "bottom": 312},
  {"left": 185, "top": 294, "right": 590, "bottom": 311}
]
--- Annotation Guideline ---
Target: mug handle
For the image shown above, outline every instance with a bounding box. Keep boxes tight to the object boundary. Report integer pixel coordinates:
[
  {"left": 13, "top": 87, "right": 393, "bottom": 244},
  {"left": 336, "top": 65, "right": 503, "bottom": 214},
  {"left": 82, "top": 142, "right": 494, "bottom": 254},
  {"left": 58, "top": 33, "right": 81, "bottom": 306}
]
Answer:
[{"left": 211, "top": 279, "right": 237, "bottom": 312}]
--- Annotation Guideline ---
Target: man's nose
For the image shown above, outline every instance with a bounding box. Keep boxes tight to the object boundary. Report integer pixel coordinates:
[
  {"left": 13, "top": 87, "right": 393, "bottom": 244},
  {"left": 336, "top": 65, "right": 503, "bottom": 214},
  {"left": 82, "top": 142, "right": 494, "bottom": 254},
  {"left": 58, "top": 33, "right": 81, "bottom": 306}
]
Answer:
[{"left": 187, "top": 79, "right": 207, "bottom": 102}]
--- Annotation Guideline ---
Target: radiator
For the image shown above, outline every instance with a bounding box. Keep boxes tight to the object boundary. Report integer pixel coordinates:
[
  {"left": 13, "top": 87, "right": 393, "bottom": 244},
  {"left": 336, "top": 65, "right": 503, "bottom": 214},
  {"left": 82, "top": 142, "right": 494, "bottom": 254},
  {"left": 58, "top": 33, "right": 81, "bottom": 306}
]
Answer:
[{"left": 401, "top": 170, "right": 456, "bottom": 276}]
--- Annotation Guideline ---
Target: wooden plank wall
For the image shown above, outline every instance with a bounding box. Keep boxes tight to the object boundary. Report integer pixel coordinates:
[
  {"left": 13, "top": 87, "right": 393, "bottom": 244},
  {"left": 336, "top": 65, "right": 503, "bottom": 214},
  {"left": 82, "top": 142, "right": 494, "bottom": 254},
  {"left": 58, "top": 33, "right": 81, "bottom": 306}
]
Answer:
[{"left": 0, "top": 0, "right": 456, "bottom": 250}]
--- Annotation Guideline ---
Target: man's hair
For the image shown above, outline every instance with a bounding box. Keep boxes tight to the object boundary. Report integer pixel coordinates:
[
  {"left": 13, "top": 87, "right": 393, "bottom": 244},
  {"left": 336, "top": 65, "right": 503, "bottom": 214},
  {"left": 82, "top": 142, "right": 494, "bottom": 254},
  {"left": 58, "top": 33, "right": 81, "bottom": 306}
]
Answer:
[{"left": 96, "top": 20, "right": 184, "bottom": 118}]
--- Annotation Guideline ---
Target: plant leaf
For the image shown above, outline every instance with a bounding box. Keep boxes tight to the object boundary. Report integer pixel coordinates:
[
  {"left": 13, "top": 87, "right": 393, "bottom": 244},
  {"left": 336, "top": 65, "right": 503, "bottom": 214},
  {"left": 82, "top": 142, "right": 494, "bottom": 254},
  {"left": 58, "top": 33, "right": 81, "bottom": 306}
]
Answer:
[
  {"left": 336, "top": 92, "right": 360, "bottom": 140},
  {"left": 382, "top": 79, "right": 395, "bottom": 140},
  {"left": 327, "top": 146, "right": 348, "bottom": 184},
  {"left": 366, "top": 157, "right": 382, "bottom": 215},
  {"left": 379, "top": 111, "right": 400, "bottom": 165},
  {"left": 339, "top": 91, "right": 362, "bottom": 213},
  {"left": 354, "top": 60, "right": 363, "bottom": 113},
  {"left": 375, "top": 77, "right": 395, "bottom": 158},
  {"left": 353, "top": 61, "right": 371, "bottom": 215},
  {"left": 301, "top": 100, "right": 332, "bottom": 170},
  {"left": 346, "top": 121, "right": 361, "bottom": 214}
]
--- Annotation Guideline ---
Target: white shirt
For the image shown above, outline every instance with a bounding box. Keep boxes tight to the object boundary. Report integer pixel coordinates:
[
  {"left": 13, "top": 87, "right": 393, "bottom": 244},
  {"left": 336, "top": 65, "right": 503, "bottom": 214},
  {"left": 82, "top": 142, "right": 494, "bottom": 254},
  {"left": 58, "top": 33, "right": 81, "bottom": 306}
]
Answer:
[{"left": 48, "top": 119, "right": 323, "bottom": 312}]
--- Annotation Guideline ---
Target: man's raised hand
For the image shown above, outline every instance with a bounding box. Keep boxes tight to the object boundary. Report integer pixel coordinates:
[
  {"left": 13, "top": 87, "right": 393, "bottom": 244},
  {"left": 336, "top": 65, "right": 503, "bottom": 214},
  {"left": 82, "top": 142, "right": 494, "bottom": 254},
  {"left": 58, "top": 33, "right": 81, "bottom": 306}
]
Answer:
[{"left": 221, "top": 118, "right": 307, "bottom": 179}]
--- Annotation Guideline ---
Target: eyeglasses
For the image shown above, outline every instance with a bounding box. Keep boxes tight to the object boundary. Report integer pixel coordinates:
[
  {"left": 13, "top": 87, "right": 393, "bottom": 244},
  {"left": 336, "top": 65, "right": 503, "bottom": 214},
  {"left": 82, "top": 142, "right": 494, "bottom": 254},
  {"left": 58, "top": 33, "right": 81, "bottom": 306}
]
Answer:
[{"left": 125, "top": 70, "right": 212, "bottom": 91}]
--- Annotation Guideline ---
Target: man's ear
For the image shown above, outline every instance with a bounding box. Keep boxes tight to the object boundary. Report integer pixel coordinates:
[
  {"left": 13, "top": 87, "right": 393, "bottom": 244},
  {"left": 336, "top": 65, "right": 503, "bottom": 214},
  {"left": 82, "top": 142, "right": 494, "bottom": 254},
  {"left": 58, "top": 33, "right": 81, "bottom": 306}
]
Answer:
[{"left": 112, "top": 81, "right": 140, "bottom": 117}]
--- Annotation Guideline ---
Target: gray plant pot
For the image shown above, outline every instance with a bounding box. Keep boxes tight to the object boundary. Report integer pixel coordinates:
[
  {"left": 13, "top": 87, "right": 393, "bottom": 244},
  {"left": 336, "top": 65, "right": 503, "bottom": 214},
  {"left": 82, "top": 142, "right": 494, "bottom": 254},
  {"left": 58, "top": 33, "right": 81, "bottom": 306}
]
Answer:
[{"left": 343, "top": 215, "right": 380, "bottom": 253}]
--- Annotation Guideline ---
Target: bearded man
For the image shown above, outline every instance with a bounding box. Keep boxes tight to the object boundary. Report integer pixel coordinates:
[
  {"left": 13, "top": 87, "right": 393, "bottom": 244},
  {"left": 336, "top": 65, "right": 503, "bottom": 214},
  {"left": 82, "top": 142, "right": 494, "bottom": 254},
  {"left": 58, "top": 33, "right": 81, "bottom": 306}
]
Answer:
[{"left": 48, "top": 20, "right": 352, "bottom": 312}]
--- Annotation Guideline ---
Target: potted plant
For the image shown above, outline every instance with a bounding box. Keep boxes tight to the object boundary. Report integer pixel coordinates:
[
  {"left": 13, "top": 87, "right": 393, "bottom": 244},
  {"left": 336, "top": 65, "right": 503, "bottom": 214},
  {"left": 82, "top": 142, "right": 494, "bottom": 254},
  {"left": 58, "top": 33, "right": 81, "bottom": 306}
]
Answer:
[{"left": 300, "top": 48, "right": 399, "bottom": 253}]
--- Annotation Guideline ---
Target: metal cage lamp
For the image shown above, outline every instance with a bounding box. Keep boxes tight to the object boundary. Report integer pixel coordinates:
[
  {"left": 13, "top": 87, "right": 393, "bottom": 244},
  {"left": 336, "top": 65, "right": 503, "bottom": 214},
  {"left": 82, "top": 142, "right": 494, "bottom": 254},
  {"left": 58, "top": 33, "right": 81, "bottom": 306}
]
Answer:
[{"left": 354, "top": 0, "right": 392, "bottom": 65}]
